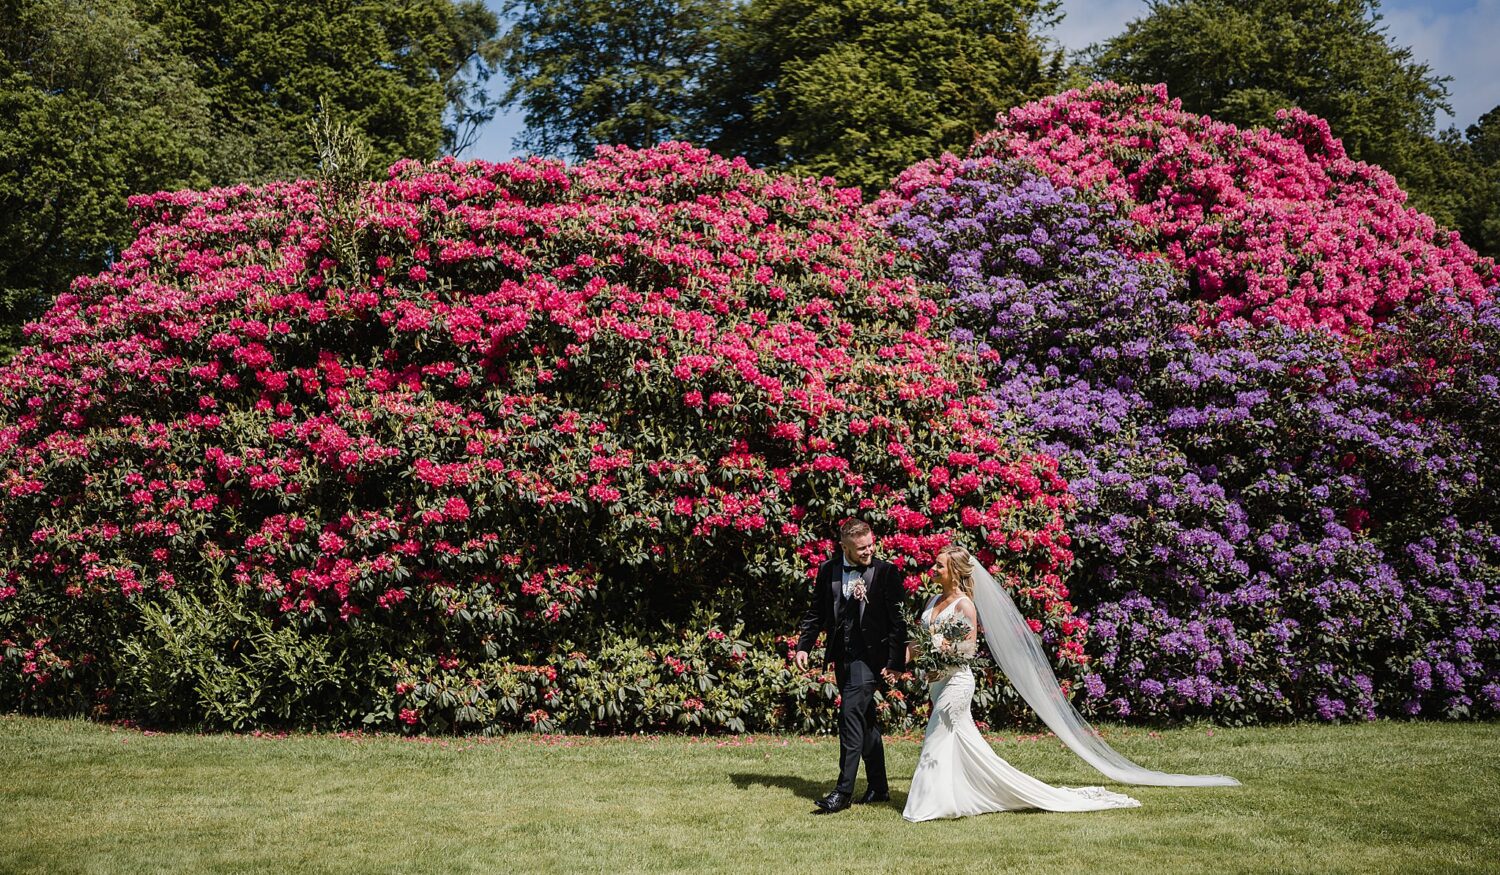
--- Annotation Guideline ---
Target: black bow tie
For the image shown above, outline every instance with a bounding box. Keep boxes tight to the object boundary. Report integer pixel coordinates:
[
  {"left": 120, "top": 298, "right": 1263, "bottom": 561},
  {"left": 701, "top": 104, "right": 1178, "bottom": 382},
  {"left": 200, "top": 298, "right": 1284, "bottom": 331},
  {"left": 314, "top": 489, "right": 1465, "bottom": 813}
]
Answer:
[{"left": 844, "top": 563, "right": 869, "bottom": 574}]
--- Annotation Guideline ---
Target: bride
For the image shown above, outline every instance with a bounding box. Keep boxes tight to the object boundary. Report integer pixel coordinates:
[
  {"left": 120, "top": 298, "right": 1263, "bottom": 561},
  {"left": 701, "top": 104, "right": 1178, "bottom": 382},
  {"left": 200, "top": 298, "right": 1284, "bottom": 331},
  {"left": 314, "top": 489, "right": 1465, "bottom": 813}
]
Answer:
[{"left": 902, "top": 544, "right": 1238, "bottom": 822}]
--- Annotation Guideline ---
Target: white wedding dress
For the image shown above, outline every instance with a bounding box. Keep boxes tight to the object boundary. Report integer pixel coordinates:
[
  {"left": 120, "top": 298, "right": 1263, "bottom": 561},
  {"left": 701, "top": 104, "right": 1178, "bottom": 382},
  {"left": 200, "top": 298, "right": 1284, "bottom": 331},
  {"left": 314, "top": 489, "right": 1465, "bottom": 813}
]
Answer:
[{"left": 902, "top": 596, "right": 1142, "bottom": 822}]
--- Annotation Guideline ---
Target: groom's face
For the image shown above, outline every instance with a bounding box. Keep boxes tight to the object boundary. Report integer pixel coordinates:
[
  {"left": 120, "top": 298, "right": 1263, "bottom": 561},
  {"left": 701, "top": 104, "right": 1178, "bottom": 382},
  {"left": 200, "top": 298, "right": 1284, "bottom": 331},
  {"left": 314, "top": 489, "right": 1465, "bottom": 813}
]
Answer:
[{"left": 843, "top": 531, "right": 875, "bottom": 566}]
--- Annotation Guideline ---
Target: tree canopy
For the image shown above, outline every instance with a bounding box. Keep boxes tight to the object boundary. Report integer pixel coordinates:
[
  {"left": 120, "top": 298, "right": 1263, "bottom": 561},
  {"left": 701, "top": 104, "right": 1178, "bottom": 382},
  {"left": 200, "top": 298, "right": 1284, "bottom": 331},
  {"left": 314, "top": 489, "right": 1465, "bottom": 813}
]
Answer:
[
  {"left": 496, "top": 0, "right": 1063, "bottom": 191},
  {"left": 704, "top": 0, "right": 1063, "bottom": 192},
  {"left": 496, "top": 0, "right": 729, "bottom": 160},
  {"left": 1439, "top": 108, "right": 1500, "bottom": 259},
  {"left": 0, "top": 0, "right": 214, "bottom": 355},
  {"left": 136, "top": 0, "right": 501, "bottom": 179}
]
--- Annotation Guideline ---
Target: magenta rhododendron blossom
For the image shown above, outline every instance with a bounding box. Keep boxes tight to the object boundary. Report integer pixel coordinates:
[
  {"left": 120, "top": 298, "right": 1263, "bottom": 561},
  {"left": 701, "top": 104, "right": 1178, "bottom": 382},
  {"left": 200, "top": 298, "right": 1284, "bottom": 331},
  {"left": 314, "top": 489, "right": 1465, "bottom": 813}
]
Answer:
[
  {"left": 976, "top": 82, "right": 1499, "bottom": 335},
  {"left": 0, "top": 143, "right": 1077, "bottom": 733}
]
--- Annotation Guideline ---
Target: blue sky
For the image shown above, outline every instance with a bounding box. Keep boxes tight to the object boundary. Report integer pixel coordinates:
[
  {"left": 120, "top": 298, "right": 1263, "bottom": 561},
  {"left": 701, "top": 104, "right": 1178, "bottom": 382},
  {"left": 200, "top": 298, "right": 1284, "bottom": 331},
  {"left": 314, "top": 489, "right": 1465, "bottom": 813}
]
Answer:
[{"left": 468, "top": 0, "right": 1500, "bottom": 162}]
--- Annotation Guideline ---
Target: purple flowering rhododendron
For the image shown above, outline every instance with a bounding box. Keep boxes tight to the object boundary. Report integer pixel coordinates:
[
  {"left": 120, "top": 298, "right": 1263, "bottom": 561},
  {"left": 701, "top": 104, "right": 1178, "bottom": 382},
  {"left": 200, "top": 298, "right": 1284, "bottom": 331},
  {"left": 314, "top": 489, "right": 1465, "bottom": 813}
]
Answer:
[{"left": 882, "top": 153, "right": 1500, "bottom": 722}]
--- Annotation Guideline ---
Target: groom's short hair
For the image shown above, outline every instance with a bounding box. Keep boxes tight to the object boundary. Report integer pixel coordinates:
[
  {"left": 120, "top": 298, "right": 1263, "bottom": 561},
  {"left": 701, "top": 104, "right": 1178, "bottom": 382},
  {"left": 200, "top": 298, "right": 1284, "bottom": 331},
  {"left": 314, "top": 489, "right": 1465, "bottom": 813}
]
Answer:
[{"left": 840, "top": 518, "right": 872, "bottom": 540}]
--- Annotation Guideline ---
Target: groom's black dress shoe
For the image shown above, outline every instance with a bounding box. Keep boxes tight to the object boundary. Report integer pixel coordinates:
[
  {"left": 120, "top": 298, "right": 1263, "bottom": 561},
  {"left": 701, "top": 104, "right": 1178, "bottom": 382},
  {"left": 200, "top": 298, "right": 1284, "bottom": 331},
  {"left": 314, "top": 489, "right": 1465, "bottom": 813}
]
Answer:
[
  {"left": 854, "top": 788, "right": 890, "bottom": 804},
  {"left": 812, "top": 791, "right": 852, "bottom": 814}
]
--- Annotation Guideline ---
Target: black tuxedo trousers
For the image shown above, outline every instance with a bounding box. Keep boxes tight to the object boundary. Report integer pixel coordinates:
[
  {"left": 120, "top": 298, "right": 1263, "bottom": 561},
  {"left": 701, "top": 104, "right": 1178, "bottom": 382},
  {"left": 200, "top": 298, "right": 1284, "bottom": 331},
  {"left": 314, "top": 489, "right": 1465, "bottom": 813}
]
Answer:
[{"left": 835, "top": 657, "right": 885, "bottom": 795}]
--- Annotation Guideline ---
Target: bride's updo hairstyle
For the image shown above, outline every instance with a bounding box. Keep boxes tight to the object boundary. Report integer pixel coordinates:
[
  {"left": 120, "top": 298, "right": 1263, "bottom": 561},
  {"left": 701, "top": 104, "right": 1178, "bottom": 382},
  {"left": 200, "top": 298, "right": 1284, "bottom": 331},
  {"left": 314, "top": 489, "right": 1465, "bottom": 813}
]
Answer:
[{"left": 937, "top": 544, "right": 976, "bottom": 597}]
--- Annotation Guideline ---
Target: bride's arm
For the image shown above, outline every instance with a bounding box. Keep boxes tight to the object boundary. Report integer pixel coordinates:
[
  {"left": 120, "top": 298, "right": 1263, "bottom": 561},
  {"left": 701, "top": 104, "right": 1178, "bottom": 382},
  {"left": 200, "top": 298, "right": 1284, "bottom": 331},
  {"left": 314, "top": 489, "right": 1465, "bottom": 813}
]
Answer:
[
  {"left": 959, "top": 598, "right": 979, "bottom": 643},
  {"left": 906, "top": 594, "right": 938, "bottom": 668}
]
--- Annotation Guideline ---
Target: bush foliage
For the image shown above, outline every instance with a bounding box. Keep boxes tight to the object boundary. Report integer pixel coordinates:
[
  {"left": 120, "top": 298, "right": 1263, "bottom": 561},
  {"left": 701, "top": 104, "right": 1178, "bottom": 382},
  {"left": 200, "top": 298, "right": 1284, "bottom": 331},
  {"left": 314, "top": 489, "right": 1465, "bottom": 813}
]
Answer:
[
  {"left": 3, "top": 85, "right": 1498, "bottom": 733},
  {"left": 0, "top": 143, "right": 1077, "bottom": 732},
  {"left": 882, "top": 148, "right": 1499, "bottom": 722}
]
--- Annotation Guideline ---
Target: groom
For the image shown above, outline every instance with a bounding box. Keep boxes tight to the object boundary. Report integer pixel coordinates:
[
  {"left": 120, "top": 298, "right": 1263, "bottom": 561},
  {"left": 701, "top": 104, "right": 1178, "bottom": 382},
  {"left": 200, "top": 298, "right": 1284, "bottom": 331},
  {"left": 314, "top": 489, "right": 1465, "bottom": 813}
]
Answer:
[{"left": 794, "top": 518, "right": 907, "bottom": 813}]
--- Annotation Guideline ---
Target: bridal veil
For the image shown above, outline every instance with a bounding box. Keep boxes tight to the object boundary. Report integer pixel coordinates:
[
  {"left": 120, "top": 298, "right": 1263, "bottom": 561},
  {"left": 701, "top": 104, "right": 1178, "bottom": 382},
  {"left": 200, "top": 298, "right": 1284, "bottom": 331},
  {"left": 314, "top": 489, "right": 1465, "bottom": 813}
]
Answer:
[{"left": 967, "top": 557, "right": 1240, "bottom": 787}]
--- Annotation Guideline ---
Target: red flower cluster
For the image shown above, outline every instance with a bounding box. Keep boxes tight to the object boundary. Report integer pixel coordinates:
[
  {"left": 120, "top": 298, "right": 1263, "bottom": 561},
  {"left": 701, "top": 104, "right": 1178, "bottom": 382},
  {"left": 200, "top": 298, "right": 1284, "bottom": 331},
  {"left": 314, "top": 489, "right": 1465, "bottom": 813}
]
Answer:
[{"left": 0, "top": 143, "right": 1079, "bottom": 729}]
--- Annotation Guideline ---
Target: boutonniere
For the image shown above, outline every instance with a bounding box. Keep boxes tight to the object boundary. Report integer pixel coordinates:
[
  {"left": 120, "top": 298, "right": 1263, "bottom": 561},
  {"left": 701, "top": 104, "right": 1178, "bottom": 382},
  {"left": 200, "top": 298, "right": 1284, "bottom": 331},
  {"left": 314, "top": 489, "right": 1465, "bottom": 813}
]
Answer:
[{"left": 851, "top": 580, "right": 868, "bottom": 603}]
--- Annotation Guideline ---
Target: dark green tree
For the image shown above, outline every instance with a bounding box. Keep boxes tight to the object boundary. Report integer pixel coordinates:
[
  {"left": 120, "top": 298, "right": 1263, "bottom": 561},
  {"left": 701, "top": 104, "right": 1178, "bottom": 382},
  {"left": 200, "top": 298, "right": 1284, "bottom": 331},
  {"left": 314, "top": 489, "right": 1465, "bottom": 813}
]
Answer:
[
  {"left": 136, "top": 0, "right": 502, "bottom": 179},
  {"left": 1084, "top": 0, "right": 1451, "bottom": 212},
  {"left": 706, "top": 0, "right": 1063, "bottom": 191},
  {"left": 1418, "top": 108, "right": 1500, "bottom": 259},
  {"left": 0, "top": 0, "right": 214, "bottom": 356},
  {"left": 496, "top": 0, "right": 731, "bottom": 160},
  {"left": 1458, "top": 108, "right": 1500, "bottom": 258}
]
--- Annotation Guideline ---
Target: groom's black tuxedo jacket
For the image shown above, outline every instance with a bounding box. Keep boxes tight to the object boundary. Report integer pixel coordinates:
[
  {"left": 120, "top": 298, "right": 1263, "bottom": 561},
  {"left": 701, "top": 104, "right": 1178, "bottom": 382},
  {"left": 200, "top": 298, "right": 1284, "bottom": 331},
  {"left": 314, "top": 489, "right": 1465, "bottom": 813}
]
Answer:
[{"left": 796, "top": 554, "right": 908, "bottom": 679}]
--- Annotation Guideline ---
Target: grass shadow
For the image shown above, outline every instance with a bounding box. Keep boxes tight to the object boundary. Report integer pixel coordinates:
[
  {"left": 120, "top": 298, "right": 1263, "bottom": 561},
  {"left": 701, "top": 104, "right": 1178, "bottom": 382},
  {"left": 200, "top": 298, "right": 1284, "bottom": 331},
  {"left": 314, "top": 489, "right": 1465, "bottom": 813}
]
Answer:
[
  {"left": 728, "top": 772, "right": 910, "bottom": 813},
  {"left": 729, "top": 771, "right": 827, "bottom": 801}
]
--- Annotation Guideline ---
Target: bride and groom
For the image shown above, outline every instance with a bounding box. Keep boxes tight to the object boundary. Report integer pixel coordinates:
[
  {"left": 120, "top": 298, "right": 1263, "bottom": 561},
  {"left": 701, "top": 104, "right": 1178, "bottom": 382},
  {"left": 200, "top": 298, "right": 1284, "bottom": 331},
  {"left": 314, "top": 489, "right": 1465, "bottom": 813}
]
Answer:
[{"left": 794, "top": 519, "right": 1238, "bottom": 822}]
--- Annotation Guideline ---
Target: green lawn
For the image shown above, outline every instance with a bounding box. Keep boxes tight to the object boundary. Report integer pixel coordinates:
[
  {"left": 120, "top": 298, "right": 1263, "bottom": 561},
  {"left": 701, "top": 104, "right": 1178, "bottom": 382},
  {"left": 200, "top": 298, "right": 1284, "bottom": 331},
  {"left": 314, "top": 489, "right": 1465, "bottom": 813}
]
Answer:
[{"left": 1, "top": 716, "right": 1496, "bottom": 874}]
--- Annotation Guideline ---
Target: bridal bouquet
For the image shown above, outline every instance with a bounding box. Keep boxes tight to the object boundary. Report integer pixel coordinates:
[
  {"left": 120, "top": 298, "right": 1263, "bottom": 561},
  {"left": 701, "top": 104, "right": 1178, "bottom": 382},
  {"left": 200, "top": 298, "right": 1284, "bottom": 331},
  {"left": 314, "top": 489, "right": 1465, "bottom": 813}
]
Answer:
[{"left": 906, "top": 610, "right": 990, "bottom": 676}]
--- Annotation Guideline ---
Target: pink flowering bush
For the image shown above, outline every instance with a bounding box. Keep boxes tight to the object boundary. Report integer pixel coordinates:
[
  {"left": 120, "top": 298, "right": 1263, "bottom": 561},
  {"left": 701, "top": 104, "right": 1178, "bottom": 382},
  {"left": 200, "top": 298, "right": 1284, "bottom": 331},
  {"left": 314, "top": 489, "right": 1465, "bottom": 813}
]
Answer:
[
  {"left": 975, "top": 82, "right": 1498, "bottom": 335},
  {"left": 0, "top": 143, "right": 1079, "bottom": 732}
]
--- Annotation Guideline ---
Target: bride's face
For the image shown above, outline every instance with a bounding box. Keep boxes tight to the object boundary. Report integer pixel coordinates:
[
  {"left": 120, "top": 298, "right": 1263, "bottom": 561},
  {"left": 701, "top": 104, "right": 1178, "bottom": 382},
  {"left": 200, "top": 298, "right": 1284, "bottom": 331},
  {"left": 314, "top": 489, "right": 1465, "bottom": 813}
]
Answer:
[{"left": 933, "top": 554, "right": 951, "bottom": 586}]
